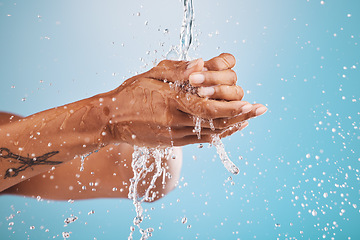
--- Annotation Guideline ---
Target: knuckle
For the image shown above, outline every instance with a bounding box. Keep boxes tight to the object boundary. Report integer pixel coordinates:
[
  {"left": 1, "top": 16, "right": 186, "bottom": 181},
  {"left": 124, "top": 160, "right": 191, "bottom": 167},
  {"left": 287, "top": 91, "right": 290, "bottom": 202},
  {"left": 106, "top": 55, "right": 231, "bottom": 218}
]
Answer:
[
  {"left": 235, "top": 86, "right": 244, "bottom": 100},
  {"left": 211, "top": 60, "right": 223, "bottom": 70},
  {"left": 230, "top": 108, "right": 239, "bottom": 117},
  {"left": 158, "top": 59, "right": 168, "bottom": 67},
  {"left": 220, "top": 57, "right": 231, "bottom": 69},
  {"left": 229, "top": 69, "right": 237, "bottom": 85},
  {"left": 220, "top": 53, "right": 236, "bottom": 68}
]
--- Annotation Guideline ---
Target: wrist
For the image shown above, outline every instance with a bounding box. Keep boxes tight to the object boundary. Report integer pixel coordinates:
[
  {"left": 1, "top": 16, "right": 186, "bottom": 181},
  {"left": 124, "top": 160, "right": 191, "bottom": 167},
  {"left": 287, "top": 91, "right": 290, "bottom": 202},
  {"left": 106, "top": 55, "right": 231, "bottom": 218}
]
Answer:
[{"left": 89, "top": 90, "right": 127, "bottom": 146}]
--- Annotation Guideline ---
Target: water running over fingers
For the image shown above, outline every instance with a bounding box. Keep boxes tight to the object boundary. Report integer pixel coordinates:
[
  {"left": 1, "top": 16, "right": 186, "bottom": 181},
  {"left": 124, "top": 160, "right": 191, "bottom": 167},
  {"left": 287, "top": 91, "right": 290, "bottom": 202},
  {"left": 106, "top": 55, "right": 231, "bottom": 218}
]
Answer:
[
  {"left": 128, "top": 0, "right": 240, "bottom": 238},
  {"left": 178, "top": 0, "right": 240, "bottom": 175}
]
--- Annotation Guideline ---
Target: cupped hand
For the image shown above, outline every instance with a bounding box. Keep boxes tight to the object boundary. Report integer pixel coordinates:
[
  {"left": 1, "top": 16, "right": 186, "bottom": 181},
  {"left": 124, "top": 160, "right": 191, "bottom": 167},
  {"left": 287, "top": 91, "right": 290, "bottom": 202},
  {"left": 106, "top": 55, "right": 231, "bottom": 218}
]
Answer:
[{"left": 98, "top": 54, "right": 266, "bottom": 147}]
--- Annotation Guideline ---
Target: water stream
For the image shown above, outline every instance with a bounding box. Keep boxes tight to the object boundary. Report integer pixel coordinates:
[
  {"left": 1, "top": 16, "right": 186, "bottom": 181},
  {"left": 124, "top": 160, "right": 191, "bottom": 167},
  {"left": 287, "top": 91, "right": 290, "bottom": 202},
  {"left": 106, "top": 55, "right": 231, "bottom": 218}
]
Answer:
[
  {"left": 128, "top": 0, "right": 239, "bottom": 238},
  {"left": 128, "top": 147, "right": 168, "bottom": 240},
  {"left": 176, "top": 0, "right": 240, "bottom": 175}
]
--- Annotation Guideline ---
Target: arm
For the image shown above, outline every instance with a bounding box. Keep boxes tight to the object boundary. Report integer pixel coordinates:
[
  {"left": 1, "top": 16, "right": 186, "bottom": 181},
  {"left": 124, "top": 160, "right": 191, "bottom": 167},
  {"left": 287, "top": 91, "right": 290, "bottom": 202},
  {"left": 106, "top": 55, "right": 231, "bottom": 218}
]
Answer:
[
  {"left": 0, "top": 53, "right": 267, "bottom": 197},
  {"left": 0, "top": 96, "right": 109, "bottom": 192},
  {"left": 3, "top": 143, "right": 183, "bottom": 201}
]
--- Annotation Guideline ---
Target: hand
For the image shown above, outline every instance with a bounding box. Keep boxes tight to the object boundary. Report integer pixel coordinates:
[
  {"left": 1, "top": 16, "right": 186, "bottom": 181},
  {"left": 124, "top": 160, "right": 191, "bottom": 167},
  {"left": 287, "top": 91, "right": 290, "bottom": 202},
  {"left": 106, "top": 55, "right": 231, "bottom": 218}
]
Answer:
[
  {"left": 191, "top": 53, "right": 268, "bottom": 133},
  {"left": 97, "top": 53, "right": 266, "bottom": 147},
  {"left": 144, "top": 53, "right": 267, "bottom": 136}
]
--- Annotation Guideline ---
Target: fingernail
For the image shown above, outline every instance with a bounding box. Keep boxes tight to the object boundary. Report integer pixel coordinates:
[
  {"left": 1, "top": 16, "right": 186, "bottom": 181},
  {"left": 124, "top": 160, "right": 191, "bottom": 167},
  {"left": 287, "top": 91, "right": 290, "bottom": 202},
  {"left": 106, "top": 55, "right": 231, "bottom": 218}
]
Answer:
[
  {"left": 202, "top": 67, "right": 208, "bottom": 72},
  {"left": 187, "top": 58, "right": 200, "bottom": 69},
  {"left": 241, "top": 121, "right": 249, "bottom": 129},
  {"left": 198, "top": 87, "right": 215, "bottom": 97},
  {"left": 255, "top": 106, "right": 267, "bottom": 116},
  {"left": 189, "top": 73, "right": 205, "bottom": 84},
  {"left": 241, "top": 103, "right": 253, "bottom": 113}
]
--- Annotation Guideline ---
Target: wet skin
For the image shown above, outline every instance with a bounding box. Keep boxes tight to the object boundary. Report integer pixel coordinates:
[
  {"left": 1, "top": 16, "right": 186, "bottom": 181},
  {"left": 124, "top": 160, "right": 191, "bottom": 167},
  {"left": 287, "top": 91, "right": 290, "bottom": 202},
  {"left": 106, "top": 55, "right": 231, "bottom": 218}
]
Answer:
[{"left": 0, "top": 53, "right": 267, "bottom": 200}]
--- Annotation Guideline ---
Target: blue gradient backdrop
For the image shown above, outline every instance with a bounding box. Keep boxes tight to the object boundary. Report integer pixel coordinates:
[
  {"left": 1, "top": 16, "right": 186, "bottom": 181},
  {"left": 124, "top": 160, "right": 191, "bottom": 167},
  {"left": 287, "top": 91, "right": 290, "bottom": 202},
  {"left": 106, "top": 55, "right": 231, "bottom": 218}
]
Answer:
[{"left": 1, "top": 0, "right": 359, "bottom": 239}]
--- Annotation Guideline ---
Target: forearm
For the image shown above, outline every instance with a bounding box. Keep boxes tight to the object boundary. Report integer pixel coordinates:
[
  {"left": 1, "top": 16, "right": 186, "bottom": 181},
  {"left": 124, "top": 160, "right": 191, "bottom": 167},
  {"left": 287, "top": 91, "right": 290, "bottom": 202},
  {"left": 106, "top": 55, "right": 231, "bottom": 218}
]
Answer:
[
  {"left": 0, "top": 95, "right": 110, "bottom": 192},
  {"left": 3, "top": 144, "right": 183, "bottom": 201}
]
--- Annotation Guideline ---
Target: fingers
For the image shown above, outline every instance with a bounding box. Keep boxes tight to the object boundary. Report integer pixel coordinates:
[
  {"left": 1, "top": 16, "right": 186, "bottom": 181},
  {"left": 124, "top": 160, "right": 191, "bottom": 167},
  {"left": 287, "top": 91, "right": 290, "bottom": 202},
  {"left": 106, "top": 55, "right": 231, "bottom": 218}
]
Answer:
[
  {"left": 198, "top": 85, "right": 244, "bottom": 101},
  {"left": 174, "top": 103, "right": 267, "bottom": 129},
  {"left": 211, "top": 104, "right": 267, "bottom": 128},
  {"left": 169, "top": 121, "right": 248, "bottom": 139},
  {"left": 204, "top": 53, "right": 236, "bottom": 71},
  {"left": 145, "top": 53, "right": 236, "bottom": 83},
  {"left": 219, "top": 120, "right": 249, "bottom": 139},
  {"left": 169, "top": 120, "right": 249, "bottom": 146},
  {"left": 145, "top": 58, "right": 204, "bottom": 83},
  {"left": 189, "top": 69, "right": 237, "bottom": 87},
  {"left": 176, "top": 96, "right": 253, "bottom": 119},
  {"left": 198, "top": 100, "right": 251, "bottom": 119}
]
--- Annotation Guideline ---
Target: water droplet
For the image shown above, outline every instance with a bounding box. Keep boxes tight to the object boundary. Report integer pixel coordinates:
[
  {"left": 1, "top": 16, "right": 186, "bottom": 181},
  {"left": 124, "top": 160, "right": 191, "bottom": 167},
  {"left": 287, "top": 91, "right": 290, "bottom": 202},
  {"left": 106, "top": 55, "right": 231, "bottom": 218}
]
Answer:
[
  {"left": 312, "top": 209, "right": 318, "bottom": 216},
  {"left": 133, "top": 216, "right": 143, "bottom": 225},
  {"left": 64, "top": 216, "right": 78, "bottom": 224},
  {"left": 62, "top": 232, "right": 71, "bottom": 239}
]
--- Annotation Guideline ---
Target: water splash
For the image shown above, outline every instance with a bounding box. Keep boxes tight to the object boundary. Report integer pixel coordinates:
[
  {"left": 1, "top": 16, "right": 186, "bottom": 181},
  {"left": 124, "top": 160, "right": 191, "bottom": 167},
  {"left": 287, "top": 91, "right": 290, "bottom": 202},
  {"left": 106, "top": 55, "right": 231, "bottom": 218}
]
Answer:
[
  {"left": 193, "top": 116, "right": 202, "bottom": 139},
  {"left": 211, "top": 135, "right": 240, "bottom": 175},
  {"left": 79, "top": 150, "right": 97, "bottom": 171},
  {"left": 129, "top": 1, "right": 237, "bottom": 238},
  {"left": 185, "top": 0, "right": 239, "bottom": 175},
  {"left": 128, "top": 146, "right": 173, "bottom": 240},
  {"left": 169, "top": 0, "right": 240, "bottom": 175}
]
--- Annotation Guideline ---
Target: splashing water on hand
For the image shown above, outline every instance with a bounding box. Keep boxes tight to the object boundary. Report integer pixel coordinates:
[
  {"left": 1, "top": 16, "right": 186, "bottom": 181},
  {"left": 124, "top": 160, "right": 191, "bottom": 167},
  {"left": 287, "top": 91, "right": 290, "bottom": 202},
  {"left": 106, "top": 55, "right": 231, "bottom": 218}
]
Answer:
[
  {"left": 177, "top": 0, "right": 240, "bottom": 175},
  {"left": 129, "top": 0, "right": 239, "bottom": 239}
]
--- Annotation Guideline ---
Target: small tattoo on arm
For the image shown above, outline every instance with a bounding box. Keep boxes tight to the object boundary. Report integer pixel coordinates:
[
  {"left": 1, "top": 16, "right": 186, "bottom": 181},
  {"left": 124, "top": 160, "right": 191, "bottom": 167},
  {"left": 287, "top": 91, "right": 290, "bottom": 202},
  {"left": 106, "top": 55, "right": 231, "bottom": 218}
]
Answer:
[{"left": 0, "top": 148, "right": 62, "bottom": 179}]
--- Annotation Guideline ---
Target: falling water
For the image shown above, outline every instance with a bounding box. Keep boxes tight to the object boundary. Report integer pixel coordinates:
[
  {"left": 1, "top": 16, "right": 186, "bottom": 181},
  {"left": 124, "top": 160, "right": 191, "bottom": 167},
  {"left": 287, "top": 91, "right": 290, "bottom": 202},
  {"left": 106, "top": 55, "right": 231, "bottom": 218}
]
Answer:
[
  {"left": 178, "top": 0, "right": 194, "bottom": 61},
  {"left": 177, "top": 0, "right": 240, "bottom": 175},
  {"left": 128, "top": 147, "right": 172, "bottom": 240},
  {"left": 129, "top": 0, "right": 239, "bottom": 238},
  {"left": 211, "top": 135, "right": 239, "bottom": 175}
]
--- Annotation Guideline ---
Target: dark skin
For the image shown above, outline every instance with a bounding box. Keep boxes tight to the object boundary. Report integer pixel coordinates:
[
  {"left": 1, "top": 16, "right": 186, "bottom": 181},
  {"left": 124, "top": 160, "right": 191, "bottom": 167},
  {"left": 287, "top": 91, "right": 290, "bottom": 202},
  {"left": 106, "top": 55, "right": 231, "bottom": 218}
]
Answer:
[{"left": 0, "top": 53, "right": 266, "bottom": 201}]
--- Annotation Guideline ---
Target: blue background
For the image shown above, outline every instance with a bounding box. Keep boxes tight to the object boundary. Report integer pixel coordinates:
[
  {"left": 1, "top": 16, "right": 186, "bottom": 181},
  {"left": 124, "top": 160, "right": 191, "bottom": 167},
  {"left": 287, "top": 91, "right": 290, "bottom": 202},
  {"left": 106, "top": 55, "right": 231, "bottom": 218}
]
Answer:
[{"left": 1, "top": 0, "right": 360, "bottom": 239}]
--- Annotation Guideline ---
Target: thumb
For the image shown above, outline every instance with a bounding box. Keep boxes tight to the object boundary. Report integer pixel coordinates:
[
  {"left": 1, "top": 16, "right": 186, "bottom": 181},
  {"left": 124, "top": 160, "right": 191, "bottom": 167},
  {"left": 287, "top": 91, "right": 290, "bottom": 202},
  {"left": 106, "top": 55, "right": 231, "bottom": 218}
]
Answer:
[{"left": 144, "top": 58, "right": 204, "bottom": 83}]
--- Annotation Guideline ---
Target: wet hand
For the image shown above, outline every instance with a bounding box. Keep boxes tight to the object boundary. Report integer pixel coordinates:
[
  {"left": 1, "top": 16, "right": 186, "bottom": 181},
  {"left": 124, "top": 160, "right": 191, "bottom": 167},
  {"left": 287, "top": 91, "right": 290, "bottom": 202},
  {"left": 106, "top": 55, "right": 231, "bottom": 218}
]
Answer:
[
  {"left": 191, "top": 53, "right": 244, "bottom": 101},
  {"left": 144, "top": 53, "right": 267, "bottom": 131},
  {"left": 97, "top": 55, "right": 265, "bottom": 147}
]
